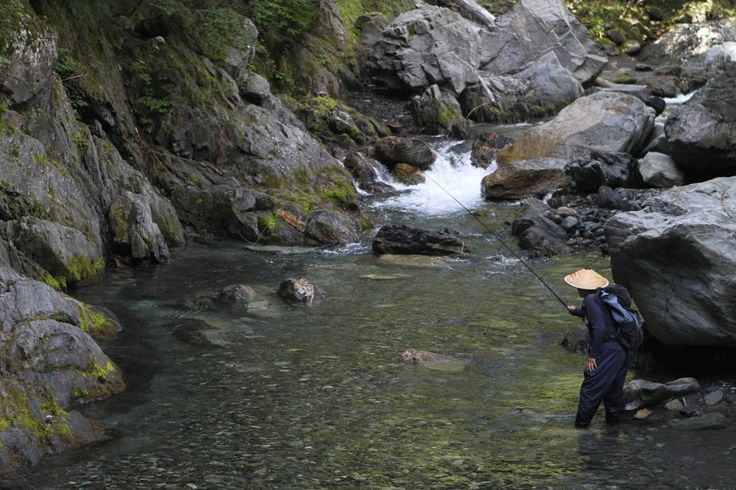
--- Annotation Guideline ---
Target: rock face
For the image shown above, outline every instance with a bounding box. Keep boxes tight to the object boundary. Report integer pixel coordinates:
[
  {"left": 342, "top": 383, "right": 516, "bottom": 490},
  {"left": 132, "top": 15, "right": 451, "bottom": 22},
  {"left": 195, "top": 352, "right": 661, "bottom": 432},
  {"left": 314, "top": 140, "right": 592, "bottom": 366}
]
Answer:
[
  {"left": 483, "top": 0, "right": 606, "bottom": 86},
  {"left": 362, "top": 0, "right": 605, "bottom": 125},
  {"left": 0, "top": 267, "right": 124, "bottom": 472},
  {"left": 499, "top": 92, "right": 656, "bottom": 165},
  {"left": 664, "top": 65, "right": 736, "bottom": 182},
  {"left": 372, "top": 225, "right": 467, "bottom": 256},
  {"left": 606, "top": 177, "right": 736, "bottom": 346}
]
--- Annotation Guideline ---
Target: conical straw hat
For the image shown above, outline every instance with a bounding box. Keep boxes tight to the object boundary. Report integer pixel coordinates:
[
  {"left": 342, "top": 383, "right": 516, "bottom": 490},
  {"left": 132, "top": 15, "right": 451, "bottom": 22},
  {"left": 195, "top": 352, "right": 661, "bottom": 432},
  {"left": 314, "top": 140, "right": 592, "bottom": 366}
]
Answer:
[{"left": 564, "top": 268, "right": 609, "bottom": 290}]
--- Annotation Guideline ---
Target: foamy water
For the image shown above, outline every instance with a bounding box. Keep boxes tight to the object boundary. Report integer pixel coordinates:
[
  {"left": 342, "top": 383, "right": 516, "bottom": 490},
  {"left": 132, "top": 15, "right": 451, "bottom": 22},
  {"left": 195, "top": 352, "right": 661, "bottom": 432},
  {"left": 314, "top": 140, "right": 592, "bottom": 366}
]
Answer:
[
  {"left": 373, "top": 141, "right": 493, "bottom": 215},
  {"left": 664, "top": 91, "right": 697, "bottom": 105}
]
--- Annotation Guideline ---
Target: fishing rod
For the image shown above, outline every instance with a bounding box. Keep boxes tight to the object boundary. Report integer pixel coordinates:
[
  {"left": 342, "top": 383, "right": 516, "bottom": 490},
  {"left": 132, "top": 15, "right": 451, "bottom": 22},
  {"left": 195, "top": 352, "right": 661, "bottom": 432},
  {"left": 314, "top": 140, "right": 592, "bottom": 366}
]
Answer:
[{"left": 422, "top": 172, "right": 569, "bottom": 309}]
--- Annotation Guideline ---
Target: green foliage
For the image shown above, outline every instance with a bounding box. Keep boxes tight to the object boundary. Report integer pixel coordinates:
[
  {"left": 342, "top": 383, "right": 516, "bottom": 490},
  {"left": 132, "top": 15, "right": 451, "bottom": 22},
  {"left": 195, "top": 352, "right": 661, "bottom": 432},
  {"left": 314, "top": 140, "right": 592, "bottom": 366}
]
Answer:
[
  {"left": 189, "top": 8, "right": 256, "bottom": 62},
  {"left": 247, "top": 0, "right": 317, "bottom": 44},
  {"left": 54, "top": 48, "right": 80, "bottom": 77}
]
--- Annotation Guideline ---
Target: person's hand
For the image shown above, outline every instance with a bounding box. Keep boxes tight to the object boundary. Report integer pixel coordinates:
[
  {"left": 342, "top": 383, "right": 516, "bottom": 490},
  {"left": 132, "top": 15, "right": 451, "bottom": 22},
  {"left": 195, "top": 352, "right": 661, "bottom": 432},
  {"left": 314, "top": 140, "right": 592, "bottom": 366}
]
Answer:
[
  {"left": 567, "top": 305, "right": 577, "bottom": 315},
  {"left": 586, "top": 357, "right": 597, "bottom": 372}
]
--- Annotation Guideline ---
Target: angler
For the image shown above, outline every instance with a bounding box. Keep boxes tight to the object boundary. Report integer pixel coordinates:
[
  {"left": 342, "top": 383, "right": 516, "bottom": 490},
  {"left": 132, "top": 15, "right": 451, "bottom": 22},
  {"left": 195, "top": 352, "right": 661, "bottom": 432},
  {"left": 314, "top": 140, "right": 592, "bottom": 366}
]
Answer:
[{"left": 565, "top": 268, "right": 629, "bottom": 428}]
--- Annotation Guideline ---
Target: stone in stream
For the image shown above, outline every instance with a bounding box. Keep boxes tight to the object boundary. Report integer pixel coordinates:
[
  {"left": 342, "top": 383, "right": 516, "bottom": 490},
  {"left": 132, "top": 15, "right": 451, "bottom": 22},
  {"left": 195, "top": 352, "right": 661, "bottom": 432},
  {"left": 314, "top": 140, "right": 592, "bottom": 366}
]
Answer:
[
  {"left": 374, "top": 137, "right": 437, "bottom": 170},
  {"left": 277, "top": 278, "right": 316, "bottom": 304},
  {"left": 217, "top": 284, "right": 257, "bottom": 308},
  {"left": 372, "top": 225, "right": 467, "bottom": 256},
  {"left": 471, "top": 132, "right": 514, "bottom": 169},
  {"left": 624, "top": 377, "right": 701, "bottom": 410},
  {"left": 704, "top": 390, "right": 724, "bottom": 406},
  {"left": 669, "top": 412, "right": 728, "bottom": 431},
  {"left": 400, "top": 349, "right": 465, "bottom": 372},
  {"left": 638, "top": 152, "right": 684, "bottom": 188}
]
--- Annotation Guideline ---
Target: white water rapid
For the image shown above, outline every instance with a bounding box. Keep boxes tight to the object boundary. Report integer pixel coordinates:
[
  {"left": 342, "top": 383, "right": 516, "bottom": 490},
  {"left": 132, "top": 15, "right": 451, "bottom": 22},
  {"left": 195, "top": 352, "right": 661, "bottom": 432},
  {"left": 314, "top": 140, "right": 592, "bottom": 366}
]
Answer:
[{"left": 372, "top": 141, "right": 493, "bottom": 216}]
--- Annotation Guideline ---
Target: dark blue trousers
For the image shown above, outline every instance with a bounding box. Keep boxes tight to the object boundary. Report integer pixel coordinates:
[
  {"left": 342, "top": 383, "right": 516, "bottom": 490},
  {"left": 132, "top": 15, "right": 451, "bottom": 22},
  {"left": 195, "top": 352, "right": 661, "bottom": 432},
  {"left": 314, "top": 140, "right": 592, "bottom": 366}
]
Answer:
[{"left": 575, "top": 341, "right": 628, "bottom": 427}]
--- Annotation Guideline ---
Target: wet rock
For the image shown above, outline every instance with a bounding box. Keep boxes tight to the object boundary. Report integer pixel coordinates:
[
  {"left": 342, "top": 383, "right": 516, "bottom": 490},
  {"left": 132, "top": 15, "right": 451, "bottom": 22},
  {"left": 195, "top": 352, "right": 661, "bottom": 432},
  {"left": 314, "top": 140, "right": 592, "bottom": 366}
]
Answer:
[
  {"left": 704, "top": 390, "right": 724, "bottom": 406},
  {"left": 664, "top": 65, "right": 736, "bottom": 181},
  {"left": 304, "top": 211, "right": 361, "bottom": 245},
  {"left": 481, "top": 158, "right": 570, "bottom": 200},
  {"left": 634, "top": 408, "right": 652, "bottom": 420},
  {"left": 638, "top": 152, "right": 684, "bottom": 188},
  {"left": 400, "top": 349, "right": 464, "bottom": 372},
  {"left": 343, "top": 151, "right": 394, "bottom": 194},
  {"left": 0, "top": 266, "right": 124, "bottom": 472},
  {"left": 669, "top": 412, "right": 728, "bottom": 431},
  {"left": 218, "top": 285, "right": 256, "bottom": 307},
  {"left": 606, "top": 178, "right": 736, "bottom": 346},
  {"left": 499, "top": 92, "right": 656, "bottom": 165},
  {"left": 277, "top": 278, "right": 316, "bottom": 304},
  {"left": 372, "top": 225, "right": 467, "bottom": 256},
  {"left": 511, "top": 199, "right": 571, "bottom": 257},
  {"left": 409, "top": 85, "right": 466, "bottom": 135},
  {"left": 392, "top": 163, "right": 426, "bottom": 186},
  {"left": 374, "top": 137, "right": 437, "bottom": 170},
  {"left": 624, "top": 378, "right": 700, "bottom": 410},
  {"left": 471, "top": 132, "right": 514, "bottom": 169}
]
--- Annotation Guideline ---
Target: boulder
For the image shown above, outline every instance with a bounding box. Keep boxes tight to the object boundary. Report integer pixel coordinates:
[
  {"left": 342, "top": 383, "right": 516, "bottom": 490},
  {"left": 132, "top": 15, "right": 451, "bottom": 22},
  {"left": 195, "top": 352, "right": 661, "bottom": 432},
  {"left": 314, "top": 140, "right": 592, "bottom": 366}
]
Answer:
[
  {"left": 638, "top": 152, "right": 684, "bottom": 188},
  {"left": 363, "top": 6, "right": 490, "bottom": 94},
  {"left": 510, "top": 198, "right": 571, "bottom": 257},
  {"left": 375, "top": 137, "right": 437, "bottom": 170},
  {"left": 217, "top": 284, "right": 256, "bottom": 307},
  {"left": 499, "top": 92, "right": 656, "bottom": 165},
  {"left": 589, "top": 84, "right": 665, "bottom": 115},
  {"left": 304, "top": 211, "right": 361, "bottom": 245},
  {"left": 624, "top": 377, "right": 700, "bottom": 410},
  {"left": 566, "top": 148, "right": 640, "bottom": 193},
  {"left": 109, "top": 191, "right": 171, "bottom": 262},
  {"left": 343, "top": 151, "right": 394, "bottom": 194},
  {"left": 664, "top": 65, "right": 736, "bottom": 181},
  {"left": 277, "top": 278, "right": 316, "bottom": 304},
  {"left": 409, "top": 85, "right": 466, "bottom": 135},
  {"left": 0, "top": 267, "right": 124, "bottom": 471},
  {"left": 392, "top": 163, "right": 426, "bottom": 186},
  {"left": 596, "top": 186, "right": 638, "bottom": 211},
  {"left": 372, "top": 225, "right": 467, "bottom": 256},
  {"left": 471, "top": 132, "right": 514, "bottom": 169},
  {"left": 481, "top": 158, "right": 570, "bottom": 200},
  {"left": 481, "top": 0, "right": 607, "bottom": 86},
  {"left": 5, "top": 218, "right": 104, "bottom": 287},
  {"left": 606, "top": 177, "right": 736, "bottom": 346}
]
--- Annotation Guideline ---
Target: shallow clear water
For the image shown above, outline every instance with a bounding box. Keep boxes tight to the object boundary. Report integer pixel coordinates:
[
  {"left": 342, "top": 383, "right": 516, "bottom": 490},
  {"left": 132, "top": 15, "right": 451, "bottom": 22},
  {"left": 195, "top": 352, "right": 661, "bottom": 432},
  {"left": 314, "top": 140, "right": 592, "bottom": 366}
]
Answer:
[{"left": 6, "top": 147, "right": 736, "bottom": 489}]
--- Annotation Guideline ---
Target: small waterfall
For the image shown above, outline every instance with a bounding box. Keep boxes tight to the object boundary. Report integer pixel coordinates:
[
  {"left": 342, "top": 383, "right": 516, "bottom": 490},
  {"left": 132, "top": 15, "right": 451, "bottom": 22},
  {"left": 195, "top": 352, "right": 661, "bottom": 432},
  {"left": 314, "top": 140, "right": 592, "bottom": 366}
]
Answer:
[{"left": 373, "top": 141, "right": 493, "bottom": 215}]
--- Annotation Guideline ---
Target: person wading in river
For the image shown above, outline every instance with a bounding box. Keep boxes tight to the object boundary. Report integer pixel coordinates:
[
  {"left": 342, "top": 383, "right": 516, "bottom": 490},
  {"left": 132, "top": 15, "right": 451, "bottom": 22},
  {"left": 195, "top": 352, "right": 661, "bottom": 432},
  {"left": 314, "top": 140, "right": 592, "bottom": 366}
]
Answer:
[{"left": 565, "top": 268, "right": 628, "bottom": 428}]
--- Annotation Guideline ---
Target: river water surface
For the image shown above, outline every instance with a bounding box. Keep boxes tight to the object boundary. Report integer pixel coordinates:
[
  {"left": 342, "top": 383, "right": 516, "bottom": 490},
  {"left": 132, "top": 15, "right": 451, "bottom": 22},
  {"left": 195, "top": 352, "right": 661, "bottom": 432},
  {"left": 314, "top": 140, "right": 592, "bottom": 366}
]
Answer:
[{"left": 6, "top": 138, "right": 736, "bottom": 489}]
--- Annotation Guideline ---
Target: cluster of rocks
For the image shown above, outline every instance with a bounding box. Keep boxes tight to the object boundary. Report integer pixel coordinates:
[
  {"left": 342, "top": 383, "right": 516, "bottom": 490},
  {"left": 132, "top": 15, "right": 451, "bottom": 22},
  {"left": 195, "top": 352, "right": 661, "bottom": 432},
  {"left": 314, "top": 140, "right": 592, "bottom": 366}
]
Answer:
[{"left": 624, "top": 377, "right": 735, "bottom": 430}]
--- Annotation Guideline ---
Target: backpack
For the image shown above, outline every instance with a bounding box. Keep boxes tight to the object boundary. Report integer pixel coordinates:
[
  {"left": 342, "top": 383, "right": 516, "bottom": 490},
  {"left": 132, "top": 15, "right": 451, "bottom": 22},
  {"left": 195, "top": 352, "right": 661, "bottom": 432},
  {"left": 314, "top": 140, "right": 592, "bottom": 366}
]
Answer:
[{"left": 598, "top": 286, "right": 644, "bottom": 351}]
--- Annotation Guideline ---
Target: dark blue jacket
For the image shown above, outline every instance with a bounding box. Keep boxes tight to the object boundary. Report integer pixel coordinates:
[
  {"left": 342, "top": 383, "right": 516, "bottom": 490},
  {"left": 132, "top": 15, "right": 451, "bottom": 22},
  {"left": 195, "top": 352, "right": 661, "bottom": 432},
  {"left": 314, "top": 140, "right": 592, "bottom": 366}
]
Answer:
[{"left": 571, "top": 293, "right": 616, "bottom": 359}]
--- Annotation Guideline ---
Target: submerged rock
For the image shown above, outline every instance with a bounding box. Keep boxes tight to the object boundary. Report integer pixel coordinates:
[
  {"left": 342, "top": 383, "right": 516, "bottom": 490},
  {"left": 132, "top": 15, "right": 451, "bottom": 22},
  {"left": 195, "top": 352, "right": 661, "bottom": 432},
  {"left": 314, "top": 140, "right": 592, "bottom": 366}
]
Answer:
[
  {"left": 400, "top": 349, "right": 465, "bottom": 372},
  {"left": 218, "top": 284, "right": 256, "bottom": 308},
  {"left": 669, "top": 412, "right": 728, "bottom": 431},
  {"left": 278, "top": 278, "right": 316, "bottom": 304},
  {"left": 373, "top": 225, "right": 467, "bottom": 256}
]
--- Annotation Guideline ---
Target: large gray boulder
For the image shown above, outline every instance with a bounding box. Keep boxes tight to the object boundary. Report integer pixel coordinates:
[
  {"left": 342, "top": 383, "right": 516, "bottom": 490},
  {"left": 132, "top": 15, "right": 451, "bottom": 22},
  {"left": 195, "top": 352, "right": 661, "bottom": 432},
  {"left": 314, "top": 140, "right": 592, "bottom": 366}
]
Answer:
[
  {"left": 499, "top": 92, "right": 656, "bottom": 165},
  {"left": 664, "top": 65, "right": 736, "bottom": 182},
  {"left": 481, "top": 0, "right": 607, "bottom": 86},
  {"left": 373, "top": 225, "right": 467, "bottom": 256},
  {"left": 363, "top": 6, "right": 492, "bottom": 94},
  {"left": 606, "top": 177, "right": 736, "bottom": 346},
  {"left": 0, "top": 267, "right": 124, "bottom": 472},
  {"left": 638, "top": 152, "right": 684, "bottom": 188}
]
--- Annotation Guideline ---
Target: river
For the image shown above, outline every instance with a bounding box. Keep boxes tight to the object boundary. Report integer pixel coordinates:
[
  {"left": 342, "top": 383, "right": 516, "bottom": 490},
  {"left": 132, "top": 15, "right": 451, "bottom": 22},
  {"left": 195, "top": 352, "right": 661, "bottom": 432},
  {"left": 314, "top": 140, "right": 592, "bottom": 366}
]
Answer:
[{"left": 5, "top": 133, "right": 736, "bottom": 489}]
